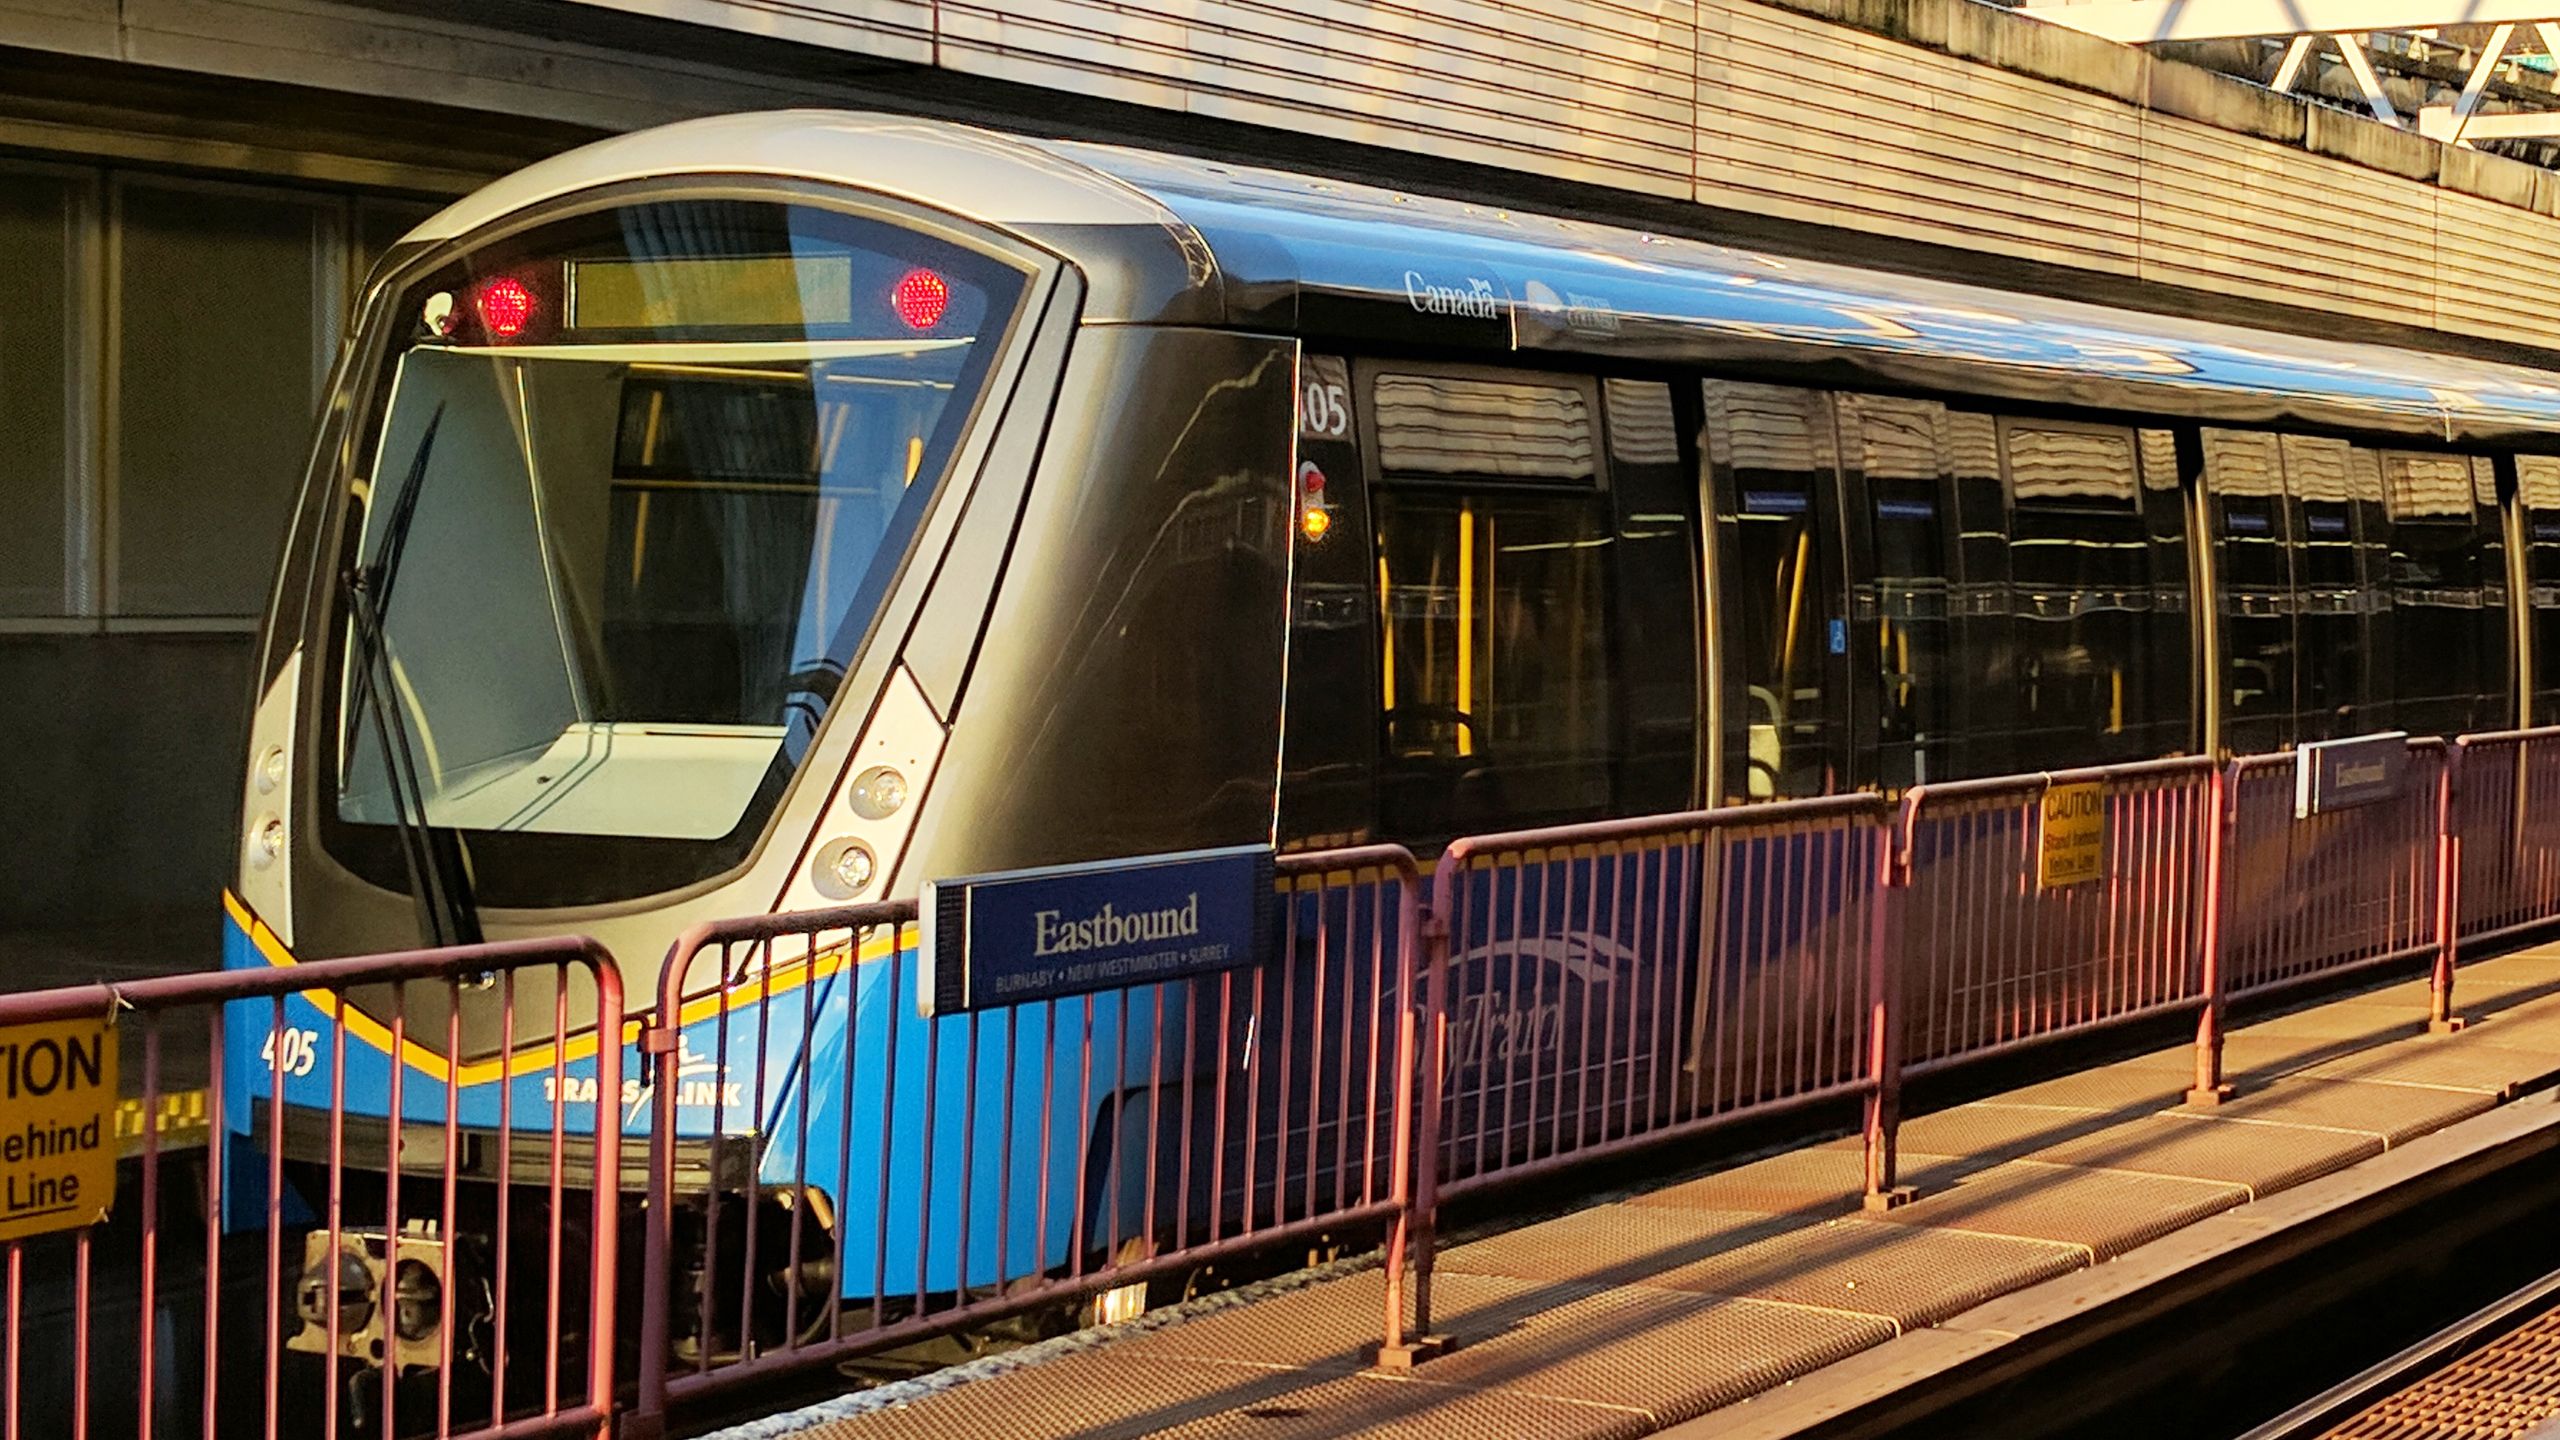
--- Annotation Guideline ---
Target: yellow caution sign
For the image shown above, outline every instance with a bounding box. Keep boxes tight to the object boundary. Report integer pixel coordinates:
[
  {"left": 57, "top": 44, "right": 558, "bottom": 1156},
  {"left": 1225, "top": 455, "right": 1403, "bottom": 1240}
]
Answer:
[
  {"left": 0, "top": 1018, "right": 118, "bottom": 1241},
  {"left": 2038, "top": 781, "right": 2107, "bottom": 889}
]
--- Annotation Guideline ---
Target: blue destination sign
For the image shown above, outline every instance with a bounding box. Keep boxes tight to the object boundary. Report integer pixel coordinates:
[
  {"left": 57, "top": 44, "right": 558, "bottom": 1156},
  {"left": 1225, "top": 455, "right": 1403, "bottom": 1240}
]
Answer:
[
  {"left": 2296, "top": 732, "right": 2409, "bottom": 818},
  {"left": 919, "top": 845, "right": 1276, "bottom": 1016}
]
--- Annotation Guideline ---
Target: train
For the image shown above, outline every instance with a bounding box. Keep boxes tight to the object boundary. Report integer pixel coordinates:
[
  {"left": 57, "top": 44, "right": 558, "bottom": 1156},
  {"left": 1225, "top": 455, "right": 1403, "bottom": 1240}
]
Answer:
[{"left": 220, "top": 108, "right": 2560, "bottom": 1410}]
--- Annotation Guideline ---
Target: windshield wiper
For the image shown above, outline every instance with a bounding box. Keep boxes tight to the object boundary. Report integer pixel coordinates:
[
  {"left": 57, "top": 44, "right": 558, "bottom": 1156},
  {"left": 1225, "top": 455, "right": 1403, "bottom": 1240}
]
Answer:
[{"left": 341, "top": 403, "right": 484, "bottom": 949}]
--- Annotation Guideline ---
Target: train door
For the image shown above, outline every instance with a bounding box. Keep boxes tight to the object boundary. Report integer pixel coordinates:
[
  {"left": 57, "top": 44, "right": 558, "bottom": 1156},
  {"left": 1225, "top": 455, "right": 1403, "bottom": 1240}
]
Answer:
[
  {"left": 1356, "top": 361, "right": 1699, "bottom": 847},
  {"left": 2202, "top": 430, "right": 2295, "bottom": 754},
  {"left": 1836, "top": 394, "right": 1962, "bottom": 793},
  {"left": 2282, "top": 435, "right": 2385, "bottom": 742},
  {"left": 1703, "top": 380, "right": 1850, "bottom": 801},
  {"left": 2376, "top": 450, "right": 2504, "bottom": 738},
  {"left": 2518, "top": 456, "right": 2560, "bottom": 726}
]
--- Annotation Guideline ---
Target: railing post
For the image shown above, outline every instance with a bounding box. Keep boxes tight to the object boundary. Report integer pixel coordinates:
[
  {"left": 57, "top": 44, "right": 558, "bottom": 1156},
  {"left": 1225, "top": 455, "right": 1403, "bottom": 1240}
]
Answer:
[
  {"left": 2188, "top": 765, "right": 2235, "bottom": 1106},
  {"left": 1862, "top": 807, "right": 1915, "bottom": 1211},
  {"left": 2432, "top": 742, "right": 2468, "bottom": 1034},
  {"left": 584, "top": 946, "right": 626, "bottom": 1440},
  {"left": 624, "top": 947, "right": 691, "bottom": 1440},
  {"left": 1376, "top": 867, "right": 1448, "bottom": 1371}
]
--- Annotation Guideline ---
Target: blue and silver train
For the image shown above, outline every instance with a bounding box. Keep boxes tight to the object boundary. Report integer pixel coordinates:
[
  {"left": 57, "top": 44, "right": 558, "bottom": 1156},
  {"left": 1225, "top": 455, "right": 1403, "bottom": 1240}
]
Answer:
[{"left": 224, "top": 108, "right": 2560, "bottom": 1395}]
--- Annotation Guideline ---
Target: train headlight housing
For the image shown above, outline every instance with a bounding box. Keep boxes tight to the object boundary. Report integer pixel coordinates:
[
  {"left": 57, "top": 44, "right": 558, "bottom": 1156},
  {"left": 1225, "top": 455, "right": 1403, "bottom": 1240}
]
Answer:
[
  {"left": 256, "top": 746, "right": 285, "bottom": 795},
  {"left": 814, "top": 839, "right": 877, "bottom": 900},
  {"left": 250, "top": 815, "right": 285, "bottom": 869},
  {"left": 849, "top": 766, "right": 907, "bottom": 820}
]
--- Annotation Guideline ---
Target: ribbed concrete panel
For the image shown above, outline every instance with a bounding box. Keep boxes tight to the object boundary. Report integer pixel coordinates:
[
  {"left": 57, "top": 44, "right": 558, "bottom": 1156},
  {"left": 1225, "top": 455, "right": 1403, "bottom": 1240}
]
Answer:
[
  {"left": 1876, "top": 1159, "right": 2248, "bottom": 1257},
  {"left": 2137, "top": 112, "right": 2437, "bottom": 326},
  {"left": 939, "top": 0, "right": 1699, "bottom": 197},
  {"left": 1697, "top": 4, "right": 2143, "bottom": 274}
]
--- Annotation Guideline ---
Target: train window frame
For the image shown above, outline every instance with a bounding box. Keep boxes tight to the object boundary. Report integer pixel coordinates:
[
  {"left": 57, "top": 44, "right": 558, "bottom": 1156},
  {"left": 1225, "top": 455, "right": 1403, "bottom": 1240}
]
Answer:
[
  {"left": 1353, "top": 359, "right": 1651, "bottom": 847},
  {"left": 298, "top": 175, "right": 1063, "bottom": 914}
]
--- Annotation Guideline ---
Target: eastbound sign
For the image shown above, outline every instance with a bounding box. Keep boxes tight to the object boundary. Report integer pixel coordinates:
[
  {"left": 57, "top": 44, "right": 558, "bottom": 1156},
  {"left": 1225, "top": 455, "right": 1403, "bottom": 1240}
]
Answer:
[
  {"left": 919, "top": 845, "right": 1277, "bottom": 1016},
  {"left": 2297, "top": 732, "right": 2409, "bottom": 818},
  {"left": 2038, "top": 781, "right": 2106, "bottom": 889},
  {"left": 0, "top": 1017, "right": 117, "bottom": 1242}
]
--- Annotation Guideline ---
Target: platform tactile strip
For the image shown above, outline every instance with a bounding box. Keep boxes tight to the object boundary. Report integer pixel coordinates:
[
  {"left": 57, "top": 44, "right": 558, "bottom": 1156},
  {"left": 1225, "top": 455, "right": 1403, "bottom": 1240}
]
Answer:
[
  {"left": 1121, "top": 1271, "right": 1894, "bottom": 1424},
  {"left": 1624, "top": 1147, "right": 1969, "bottom": 1216},
  {"left": 1605, "top": 1215, "right": 2086, "bottom": 1328},
  {"left": 1875, "top": 1159, "right": 2249, "bottom": 1258},
  {"left": 1437, "top": 1204, "right": 1820, "bottom": 1289},
  {"left": 2204, "top": 1077, "right": 2495, "bottom": 1146},
  {"left": 2301, "top": 1037, "right": 2560, "bottom": 1096},
  {"left": 2019, "top": 1112, "right": 2381, "bottom": 1197}
]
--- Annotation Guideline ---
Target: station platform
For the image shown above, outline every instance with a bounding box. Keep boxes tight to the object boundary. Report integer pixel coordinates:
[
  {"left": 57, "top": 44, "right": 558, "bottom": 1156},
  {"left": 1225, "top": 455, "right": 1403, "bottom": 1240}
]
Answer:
[{"left": 752, "top": 944, "right": 2560, "bottom": 1440}]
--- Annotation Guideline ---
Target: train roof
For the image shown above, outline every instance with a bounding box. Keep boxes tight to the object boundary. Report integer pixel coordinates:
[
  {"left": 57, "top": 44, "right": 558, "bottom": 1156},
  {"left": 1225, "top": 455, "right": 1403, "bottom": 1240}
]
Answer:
[{"left": 411, "top": 109, "right": 2560, "bottom": 448}]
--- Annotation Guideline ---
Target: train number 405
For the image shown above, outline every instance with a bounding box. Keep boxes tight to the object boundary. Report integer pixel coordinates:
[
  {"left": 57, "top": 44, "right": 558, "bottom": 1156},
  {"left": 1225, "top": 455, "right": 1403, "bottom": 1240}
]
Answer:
[{"left": 262, "top": 1025, "right": 319, "bottom": 1078}]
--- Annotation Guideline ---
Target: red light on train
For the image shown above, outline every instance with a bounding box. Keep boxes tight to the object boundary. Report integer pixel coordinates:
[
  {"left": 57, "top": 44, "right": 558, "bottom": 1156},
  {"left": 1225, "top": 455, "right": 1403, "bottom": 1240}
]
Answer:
[
  {"left": 475, "top": 277, "right": 536, "bottom": 339},
  {"left": 891, "top": 268, "right": 951, "bottom": 331}
]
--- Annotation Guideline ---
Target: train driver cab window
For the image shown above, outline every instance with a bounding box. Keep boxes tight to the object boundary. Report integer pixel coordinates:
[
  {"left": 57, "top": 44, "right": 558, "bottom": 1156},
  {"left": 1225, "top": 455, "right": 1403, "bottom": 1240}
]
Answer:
[{"left": 1367, "top": 368, "right": 1691, "bottom": 843}]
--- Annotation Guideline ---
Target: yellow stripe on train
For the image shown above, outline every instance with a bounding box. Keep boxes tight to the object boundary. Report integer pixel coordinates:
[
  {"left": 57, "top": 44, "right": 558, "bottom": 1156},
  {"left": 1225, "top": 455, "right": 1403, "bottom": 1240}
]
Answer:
[{"left": 221, "top": 892, "right": 903, "bottom": 1085}]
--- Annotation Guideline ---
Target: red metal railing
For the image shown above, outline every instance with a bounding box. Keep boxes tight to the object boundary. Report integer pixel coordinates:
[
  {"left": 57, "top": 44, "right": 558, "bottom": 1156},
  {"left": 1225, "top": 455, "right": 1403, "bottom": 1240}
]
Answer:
[
  {"left": 2452, "top": 729, "right": 2560, "bottom": 947},
  {"left": 2222, "top": 741, "right": 2447, "bottom": 1001},
  {"left": 1891, "top": 758, "right": 2220, "bottom": 1075},
  {"left": 624, "top": 846, "right": 1421, "bottom": 1428},
  {"left": 24, "top": 727, "right": 2560, "bottom": 1432},
  {"left": 0, "top": 936, "right": 623, "bottom": 1440}
]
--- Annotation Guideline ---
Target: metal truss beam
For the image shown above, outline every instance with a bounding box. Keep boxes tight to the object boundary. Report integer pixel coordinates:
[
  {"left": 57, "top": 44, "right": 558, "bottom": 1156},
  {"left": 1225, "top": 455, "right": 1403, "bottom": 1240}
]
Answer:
[{"left": 2017, "top": 0, "right": 2560, "bottom": 45}]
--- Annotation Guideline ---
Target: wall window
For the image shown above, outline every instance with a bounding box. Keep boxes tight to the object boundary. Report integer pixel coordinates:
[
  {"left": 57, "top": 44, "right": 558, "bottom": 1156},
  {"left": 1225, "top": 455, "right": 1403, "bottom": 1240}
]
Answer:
[
  {"left": 0, "top": 165, "right": 427, "bottom": 628},
  {"left": 0, "top": 168, "right": 82, "bottom": 617},
  {"left": 112, "top": 178, "right": 342, "bottom": 618}
]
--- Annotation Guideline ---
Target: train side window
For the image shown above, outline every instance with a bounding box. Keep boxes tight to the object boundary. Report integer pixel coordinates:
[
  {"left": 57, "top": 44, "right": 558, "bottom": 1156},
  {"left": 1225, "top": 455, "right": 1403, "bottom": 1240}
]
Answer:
[
  {"left": 2520, "top": 456, "right": 2560, "bottom": 727},
  {"left": 2204, "top": 430, "right": 2294, "bottom": 755},
  {"left": 1277, "top": 354, "right": 1378, "bottom": 850},
  {"left": 1601, "top": 378, "right": 1701, "bottom": 816},
  {"left": 1841, "top": 394, "right": 1957, "bottom": 791},
  {"left": 1944, "top": 410, "right": 2014, "bottom": 779},
  {"left": 2281, "top": 435, "right": 2379, "bottom": 742},
  {"left": 2000, "top": 420, "right": 2164, "bottom": 767},
  {"left": 1368, "top": 368, "right": 1620, "bottom": 842},
  {"left": 2379, "top": 450, "right": 2495, "bottom": 737},
  {"left": 1705, "top": 380, "right": 1847, "bottom": 801}
]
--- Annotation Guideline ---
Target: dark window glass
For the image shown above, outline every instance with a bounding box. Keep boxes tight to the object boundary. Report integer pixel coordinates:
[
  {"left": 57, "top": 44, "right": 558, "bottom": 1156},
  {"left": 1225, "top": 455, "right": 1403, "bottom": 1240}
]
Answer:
[
  {"left": 1370, "top": 369, "right": 1686, "bottom": 842},
  {"left": 1708, "top": 381, "right": 1844, "bottom": 800},
  {"left": 0, "top": 172, "right": 75, "bottom": 616},
  {"left": 115, "top": 180, "right": 336, "bottom": 617},
  {"left": 2205, "top": 429, "right": 2293, "bottom": 754},
  {"left": 1603, "top": 378, "right": 1700, "bottom": 814},
  {"left": 2282, "top": 435, "right": 2378, "bottom": 741},
  {"left": 1944, "top": 410, "right": 2014, "bottom": 779},
  {"left": 2522, "top": 456, "right": 2560, "bottom": 727},
  {"left": 2380, "top": 451, "right": 2495, "bottom": 738},
  {"left": 2001, "top": 421, "right": 2166, "bottom": 767},
  {"left": 1844, "top": 395, "right": 1957, "bottom": 791},
  {"left": 1279, "top": 353, "right": 1378, "bottom": 849}
]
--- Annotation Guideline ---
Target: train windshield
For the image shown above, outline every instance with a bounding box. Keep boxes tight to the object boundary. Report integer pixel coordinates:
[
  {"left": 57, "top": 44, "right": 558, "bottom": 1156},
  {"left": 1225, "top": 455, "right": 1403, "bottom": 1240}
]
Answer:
[{"left": 324, "top": 197, "right": 1024, "bottom": 905}]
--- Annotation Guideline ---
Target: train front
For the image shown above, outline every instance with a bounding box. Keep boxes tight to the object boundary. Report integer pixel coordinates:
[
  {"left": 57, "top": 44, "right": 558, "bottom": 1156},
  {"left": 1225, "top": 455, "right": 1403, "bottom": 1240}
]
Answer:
[{"left": 206, "top": 113, "right": 1272, "bottom": 1416}]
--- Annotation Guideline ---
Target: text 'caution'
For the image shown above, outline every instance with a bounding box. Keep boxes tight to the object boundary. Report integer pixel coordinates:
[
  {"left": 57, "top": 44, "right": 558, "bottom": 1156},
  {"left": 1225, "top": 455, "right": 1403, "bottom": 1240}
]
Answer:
[{"left": 0, "top": 1018, "right": 118, "bottom": 1242}]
